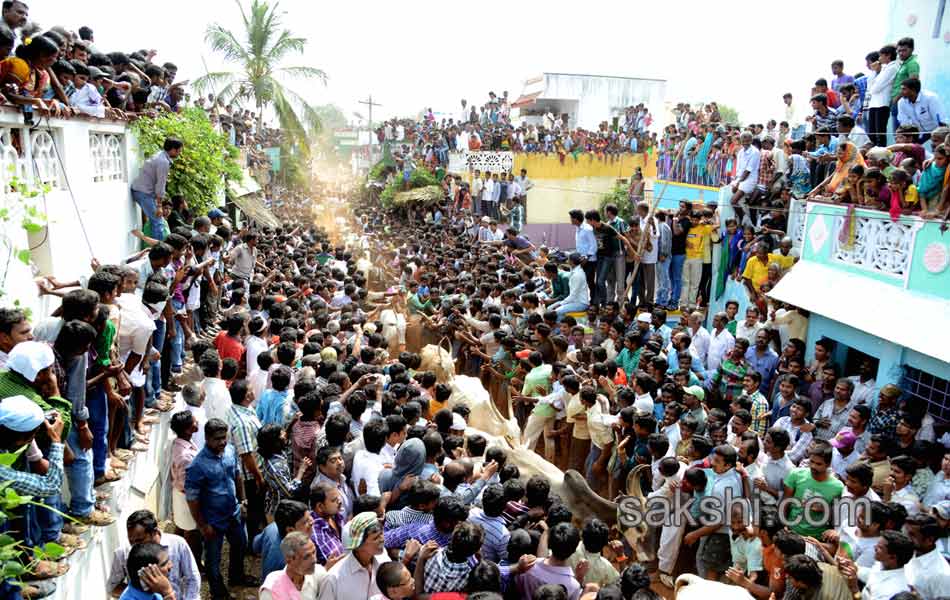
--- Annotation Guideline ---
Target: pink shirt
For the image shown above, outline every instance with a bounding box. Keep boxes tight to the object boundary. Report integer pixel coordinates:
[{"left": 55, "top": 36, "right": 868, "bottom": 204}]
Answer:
[{"left": 171, "top": 437, "right": 199, "bottom": 493}]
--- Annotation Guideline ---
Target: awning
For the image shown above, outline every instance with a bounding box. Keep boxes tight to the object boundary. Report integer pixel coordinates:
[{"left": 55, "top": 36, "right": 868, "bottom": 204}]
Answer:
[
  {"left": 767, "top": 261, "right": 950, "bottom": 363},
  {"left": 511, "top": 91, "right": 543, "bottom": 108},
  {"left": 231, "top": 193, "right": 279, "bottom": 229},
  {"left": 228, "top": 169, "right": 262, "bottom": 198}
]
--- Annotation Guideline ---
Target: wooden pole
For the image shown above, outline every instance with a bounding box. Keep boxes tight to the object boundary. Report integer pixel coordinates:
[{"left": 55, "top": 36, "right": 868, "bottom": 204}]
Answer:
[{"left": 623, "top": 140, "right": 688, "bottom": 303}]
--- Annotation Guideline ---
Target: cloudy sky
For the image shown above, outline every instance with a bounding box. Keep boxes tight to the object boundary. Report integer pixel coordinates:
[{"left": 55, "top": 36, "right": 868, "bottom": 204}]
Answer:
[{"left": 50, "top": 0, "right": 889, "bottom": 126}]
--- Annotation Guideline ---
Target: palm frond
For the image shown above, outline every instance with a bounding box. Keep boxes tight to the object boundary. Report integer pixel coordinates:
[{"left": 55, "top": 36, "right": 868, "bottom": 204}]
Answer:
[
  {"left": 270, "top": 82, "right": 323, "bottom": 136},
  {"left": 204, "top": 25, "right": 250, "bottom": 65},
  {"left": 264, "top": 30, "right": 306, "bottom": 64},
  {"left": 192, "top": 71, "right": 238, "bottom": 97},
  {"left": 276, "top": 66, "right": 327, "bottom": 83}
]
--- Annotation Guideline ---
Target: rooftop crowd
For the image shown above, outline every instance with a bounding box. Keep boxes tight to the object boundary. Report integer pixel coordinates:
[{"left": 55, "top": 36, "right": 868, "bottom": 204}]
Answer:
[
  {"left": 377, "top": 96, "right": 656, "bottom": 167},
  {"left": 659, "top": 38, "right": 948, "bottom": 223},
  {"left": 0, "top": 13, "right": 948, "bottom": 600}
]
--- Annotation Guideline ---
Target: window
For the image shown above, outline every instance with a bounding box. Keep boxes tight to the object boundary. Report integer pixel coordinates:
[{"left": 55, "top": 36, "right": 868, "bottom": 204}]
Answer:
[{"left": 902, "top": 366, "right": 950, "bottom": 423}]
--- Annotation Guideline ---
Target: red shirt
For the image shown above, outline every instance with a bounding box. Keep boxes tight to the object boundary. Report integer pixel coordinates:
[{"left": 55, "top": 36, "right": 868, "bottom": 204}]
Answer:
[{"left": 214, "top": 331, "right": 245, "bottom": 363}]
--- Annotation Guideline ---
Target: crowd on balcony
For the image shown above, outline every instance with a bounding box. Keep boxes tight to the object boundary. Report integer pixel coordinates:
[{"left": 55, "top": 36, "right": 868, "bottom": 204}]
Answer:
[
  {"left": 376, "top": 93, "right": 657, "bottom": 167},
  {"left": 659, "top": 37, "right": 949, "bottom": 223}
]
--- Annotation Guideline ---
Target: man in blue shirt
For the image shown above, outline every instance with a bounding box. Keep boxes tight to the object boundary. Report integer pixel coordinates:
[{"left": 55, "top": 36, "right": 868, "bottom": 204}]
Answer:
[
  {"left": 570, "top": 209, "right": 597, "bottom": 303},
  {"left": 745, "top": 329, "right": 779, "bottom": 395},
  {"left": 185, "top": 418, "right": 258, "bottom": 598},
  {"left": 252, "top": 499, "right": 313, "bottom": 580}
]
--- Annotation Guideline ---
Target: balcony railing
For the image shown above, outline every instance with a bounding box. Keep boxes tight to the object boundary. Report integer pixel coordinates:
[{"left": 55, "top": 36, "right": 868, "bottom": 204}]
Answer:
[{"left": 656, "top": 149, "right": 730, "bottom": 187}]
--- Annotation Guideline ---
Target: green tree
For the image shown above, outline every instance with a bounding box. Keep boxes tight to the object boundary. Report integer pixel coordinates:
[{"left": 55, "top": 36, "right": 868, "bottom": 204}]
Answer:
[
  {"left": 718, "top": 103, "right": 740, "bottom": 125},
  {"left": 195, "top": 0, "right": 327, "bottom": 154},
  {"left": 131, "top": 108, "right": 242, "bottom": 214}
]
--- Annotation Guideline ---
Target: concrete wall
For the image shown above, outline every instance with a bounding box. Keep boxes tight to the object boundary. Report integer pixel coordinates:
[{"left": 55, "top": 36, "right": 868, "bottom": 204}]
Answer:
[
  {"left": 541, "top": 73, "right": 667, "bottom": 131},
  {"left": 0, "top": 108, "right": 140, "bottom": 318},
  {"left": 887, "top": 0, "right": 950, "bottom": 108}
]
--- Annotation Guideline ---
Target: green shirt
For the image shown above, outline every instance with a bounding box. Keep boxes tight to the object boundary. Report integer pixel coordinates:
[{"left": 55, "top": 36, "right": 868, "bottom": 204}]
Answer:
[
  {"left": 892, "top": 55, "right": 920, "bottom": 101},
  {"left": 616, "top": 347, "right": 641, "bottom": 379},
  {"left": 0, "top": 370, "right": 72, "bottom": 437},
  {"left": 783, "top": 467, "right": 844, "bottom": 537},
  {"left": 551, "top": 271, "right": 570, "bottom": 302},
  {"left": 726, "top": 320, "right": 737, "bottom": 336},
  {"left": 522, "top": 364, "right": 552, "bottom": 397},
  {"left": 95, "top": 320, "right": 117, "bottom": 368},
  {"left": 407, "top": 294, "right": 433, "bottom": 315}
]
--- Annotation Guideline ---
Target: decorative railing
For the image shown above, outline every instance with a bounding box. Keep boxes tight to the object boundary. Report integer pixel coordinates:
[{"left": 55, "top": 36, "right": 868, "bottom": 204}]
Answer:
[
  {"left": 448, "top": 150, "right": 514, "bottom": 174},
  {"left": 830, "top": 211, "right": 919, "bottom": 278},
  {"left": 788, "top": 197, "right": 807, "bottom": 250},
  {"left": 90, "top": 132, "right": 126, "bottom": 182},
  {"left": 656, "top": 149, "right": 730, "bottom": 187},
  {"left": 0, "top": 125, "right": 65, "bottom": 191}
]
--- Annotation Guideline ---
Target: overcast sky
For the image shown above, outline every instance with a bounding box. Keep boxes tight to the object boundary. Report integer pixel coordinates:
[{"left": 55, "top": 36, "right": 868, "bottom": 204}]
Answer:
[{"left": 52, "top": 0, "right": 889, "bottom": 126}]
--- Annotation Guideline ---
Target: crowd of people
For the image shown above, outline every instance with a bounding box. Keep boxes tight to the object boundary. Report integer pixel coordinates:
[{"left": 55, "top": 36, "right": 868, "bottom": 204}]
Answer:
[
  {"left": 1, "top": 117, "right": 948, "bottom": 600},
  {"left": 1, "top": 11, "right": 949, "bottom": 600},
  {"left": 377, "top": 94, "right": 656, "bottom": 170},
  {"left": 658, "top": 38, "right": 949, "bottom": 223}
]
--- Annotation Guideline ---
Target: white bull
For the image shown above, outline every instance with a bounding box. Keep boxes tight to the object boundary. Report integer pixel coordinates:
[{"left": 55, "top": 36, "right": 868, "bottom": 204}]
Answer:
[
  {"left": 674, "top": 574, "right": 754, "bottom": 600},
  {"left": 441, "top": 369, "right": 651, "bottom": 559}
]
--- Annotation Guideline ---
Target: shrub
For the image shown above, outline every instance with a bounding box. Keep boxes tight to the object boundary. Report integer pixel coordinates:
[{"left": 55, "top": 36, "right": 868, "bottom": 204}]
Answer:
[
  {"left": 131, "top": 108, "right": 242, "bottom": 214},
  {"left": 599, "top": 183, "right": 634, "bottom": 223}
]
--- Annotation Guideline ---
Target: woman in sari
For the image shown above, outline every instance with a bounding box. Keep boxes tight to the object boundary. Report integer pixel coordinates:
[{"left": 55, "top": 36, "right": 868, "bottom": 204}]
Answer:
[
  {"left": 918, "top": 144, "right": 949, "bottom": 216},
  {"left": 808, "top": 141, "right": 866, "bottom": 198},
  {"left": 694, "top": 126, "right": 714, "bottom": 185}
]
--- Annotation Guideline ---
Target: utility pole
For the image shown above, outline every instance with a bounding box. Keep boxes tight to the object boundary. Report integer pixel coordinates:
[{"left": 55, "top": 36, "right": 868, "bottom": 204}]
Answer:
[{"left": 358, "top": 95, "right": 382, "bottom": 163}]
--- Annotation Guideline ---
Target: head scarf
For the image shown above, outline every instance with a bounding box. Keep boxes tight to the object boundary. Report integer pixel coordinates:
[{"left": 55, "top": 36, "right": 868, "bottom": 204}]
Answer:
[
  {"left": 828, "top": 141, "right": 866, "bottom": 194},
  {"left": 378, "top": 437, "right": 426, "bottom": 493},
  {"left": 0, "top": 395, "right": 44, "bottom": 432},
  {"left": 343, "top": 511, "right": 381, "bottom": 551},
  {"left": 7, "top": 341, "right": 55, "bottom": 383},
  {"left": 320, "top": 347, "right": 337, "bottom": 363}
]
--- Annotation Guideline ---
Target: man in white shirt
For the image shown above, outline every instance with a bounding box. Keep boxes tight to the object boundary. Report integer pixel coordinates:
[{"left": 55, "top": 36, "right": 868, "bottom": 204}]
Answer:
[
  {"left": 686, "top": 311, "right": 711, "bottom": 370},
  {"left": 351, "top": 420, "right": 387, "bottom": 497},
  {"left": 856, "top": 531, "right": 914, "bottom": 600},
  {"left": 903, "top": 514, "right": 950, "bottom": 600},
  {"left": 245, "top": 317, "right": 269, "bottom": 375},
  {"left": 550, "top": 254, "right": 590, "bottom": 318},
  {"left": 897, "top": 79, "right": 945, "bottom": 137},
  {"left": 706, "top": 312, "right": 735, "bottom": 374},
  {"left": 836, "top": 115, "right": 870, "bottom": 149},
  {"left": 228, "top": 232, "right": 259, "bottom": 281},
  {"left": 867, "top": 46, "right": 899, "bottom": 147},
  {"left": 735, "top": 306, "right": 765, "bottom": 346},
  {"left": 848, "top": 358, "right": 877, "bottom": 409},
  {"left": 199, "top": 351, "right": 232, "bottom": 422},
  {"left": 730, "top": 132, "right": 761, "bottom": 221}
]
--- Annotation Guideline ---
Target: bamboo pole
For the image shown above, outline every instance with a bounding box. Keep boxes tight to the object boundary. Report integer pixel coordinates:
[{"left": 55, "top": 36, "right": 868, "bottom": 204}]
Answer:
[{"left": 623, "top": 140, "right": 689, "bottom": 302}]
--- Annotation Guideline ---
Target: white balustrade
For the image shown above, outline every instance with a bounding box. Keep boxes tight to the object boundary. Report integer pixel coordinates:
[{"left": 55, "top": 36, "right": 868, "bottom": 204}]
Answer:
[
  {"left": 831, "top": 213, "right": 919, "bottom": 278},
  {"left": 90, "top": 132, "right": 126, "bottom": 182},
  {"left": 447, "top": 150, "right": 514, "bottom": 174},
  {"left": 788, "top": 197, "right": 807, "bottom": 250},
  {"left": 29, "top": 129, "right": 63, "bottom": 188}
]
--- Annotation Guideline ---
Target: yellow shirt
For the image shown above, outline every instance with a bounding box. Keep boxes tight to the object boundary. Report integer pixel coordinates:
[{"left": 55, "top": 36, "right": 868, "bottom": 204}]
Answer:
[
  {"left": 768, "top": 252, "right": 796, "bottom": 271},
  {"left": 685, "top": 223, "right": 713, "bottom": 260},
  {"left": 565, "top": 393, "right": 589, "bottom": 440},
  {"left": 904, "top": 184, "right": 919, "bottom": 206},
  {"left": 742, "top": 256, "right": 770, "bottom": 288}
]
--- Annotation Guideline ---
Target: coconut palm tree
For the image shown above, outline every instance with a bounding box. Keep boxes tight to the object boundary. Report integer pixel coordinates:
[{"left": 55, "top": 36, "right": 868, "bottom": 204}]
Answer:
[{"left": 195, "top": 0, "right": 326, "bottom": 152}]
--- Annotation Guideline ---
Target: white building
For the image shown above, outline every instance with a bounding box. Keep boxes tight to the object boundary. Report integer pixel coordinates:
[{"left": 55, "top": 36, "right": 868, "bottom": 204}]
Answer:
[{"left": 510, "top": 72, "right": 666, "bottom": 131}]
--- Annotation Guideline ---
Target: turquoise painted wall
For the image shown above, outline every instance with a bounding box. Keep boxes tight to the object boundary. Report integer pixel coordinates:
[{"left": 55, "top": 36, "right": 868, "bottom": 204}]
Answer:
[
  {"left": 800, "top": 202, "right": 950, "bottom": 300},
  {"left": 654, "top": 181, "right": 719, "bottom": 211},
  {"left": 805, "top": 314, "right": 906, "bottom": 386}
]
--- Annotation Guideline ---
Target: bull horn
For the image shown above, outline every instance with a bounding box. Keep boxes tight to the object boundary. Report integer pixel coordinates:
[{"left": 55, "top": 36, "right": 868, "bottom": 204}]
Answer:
[
  {"left": 562, "top": 469, "right": 617, "bottom": 523},
  {"left": 624, "top": 463, "right": 651, "bottom": 497}
]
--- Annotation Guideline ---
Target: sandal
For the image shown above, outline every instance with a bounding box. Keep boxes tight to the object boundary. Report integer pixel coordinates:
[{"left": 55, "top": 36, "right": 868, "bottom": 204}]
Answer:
[
  {"left": 77, "top": 509, "right": 115, "bottom": 527},
  {"left": 28, "top": 560, "right": 69, "bottom": 579},
  {"left": 21, "top": 580, "right": 57, "bottom": 599},
  {"left": 57, "top": 533, "right": 86, "bottom": 550},
  {"left": 114, "top": 449, "right": 134, "bottom": 460},
  {"left": 61, "top": 522, "right": 89, "bottom": 536},
  {"left": 131, "top": 442, "right": 149, "bottom": 453},
  {"left": 96, "top": 490, "right": 112, "bottom": 502}
]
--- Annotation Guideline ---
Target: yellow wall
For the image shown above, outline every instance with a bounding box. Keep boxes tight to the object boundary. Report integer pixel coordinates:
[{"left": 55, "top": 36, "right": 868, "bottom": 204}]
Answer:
[
  {"left": 514, "top": 153, "right": 654, "bottom": 224},
  {"left": 513, "top": 152, "right": 654, "bottom": 180}
]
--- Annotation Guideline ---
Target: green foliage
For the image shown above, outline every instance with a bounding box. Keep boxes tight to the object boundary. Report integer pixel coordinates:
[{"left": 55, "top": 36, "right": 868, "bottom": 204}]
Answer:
[
  {"left": 0, "top": 468, "right": 70, "bottom": 582},
  {"left": 0, "top": 170, "right": 50, "bottom": 295},
  {"left": 717, "top": 103, "right": 740, "bottom": 125},
  {"left": 368, "top": 160, "right": 391, "bottom": 182},
  {"left": 379, "top": 180, "right": 399, "bottom": 208},
  {"left": 408, "top": 168, "right": 439, "bottom": 189},
  {"left": 132, "top": 108, "right": 242, "bottom": 215},
  {"left": 599, "top": 183, "right": 634, "bottom": 222}
]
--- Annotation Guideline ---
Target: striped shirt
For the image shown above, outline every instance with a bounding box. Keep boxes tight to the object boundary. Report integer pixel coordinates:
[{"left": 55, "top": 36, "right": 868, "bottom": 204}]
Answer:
[
  {"left": 0, "top": 442, "right": 64, "bottom": 498},
  {"left": 384, "top": 521, "right": 451, "bottom": 550},
  {"left": 227, "top": 404, "right": 262, "bottom": 481},
  {"left": 383, "top": 506, "right": 432, "bottom": 531},
  {"left": 468, "top": 508, "right": 509, "bottom": 563}
]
